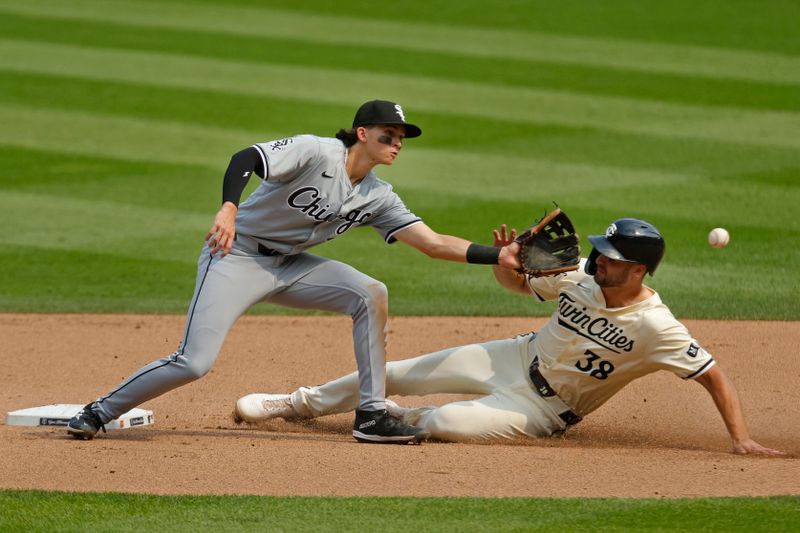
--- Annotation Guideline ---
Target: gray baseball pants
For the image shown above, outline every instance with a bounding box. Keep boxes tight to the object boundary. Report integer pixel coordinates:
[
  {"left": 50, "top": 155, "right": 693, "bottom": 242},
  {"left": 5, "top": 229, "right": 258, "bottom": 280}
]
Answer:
[{"left": 94, "top": 236, "right": 389, "bottom": 422}]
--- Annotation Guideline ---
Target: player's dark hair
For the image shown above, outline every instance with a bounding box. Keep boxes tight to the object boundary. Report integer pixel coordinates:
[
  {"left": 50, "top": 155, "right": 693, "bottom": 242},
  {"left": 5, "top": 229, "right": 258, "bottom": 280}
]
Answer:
[{"left": 336, "top": 128, "right": 358, "bottom": 148}]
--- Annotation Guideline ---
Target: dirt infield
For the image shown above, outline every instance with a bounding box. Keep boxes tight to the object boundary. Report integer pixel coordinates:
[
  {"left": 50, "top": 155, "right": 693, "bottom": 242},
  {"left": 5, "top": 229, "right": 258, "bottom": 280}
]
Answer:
[{"left": 1, "top": 314, "right": 798, "bottom": 498}]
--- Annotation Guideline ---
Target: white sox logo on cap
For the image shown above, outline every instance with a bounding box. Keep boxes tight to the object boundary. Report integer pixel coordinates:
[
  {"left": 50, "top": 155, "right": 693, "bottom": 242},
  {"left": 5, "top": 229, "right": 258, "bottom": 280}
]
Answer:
[{"left": 352, "top": 100, "right": 422, "bottom": 138}]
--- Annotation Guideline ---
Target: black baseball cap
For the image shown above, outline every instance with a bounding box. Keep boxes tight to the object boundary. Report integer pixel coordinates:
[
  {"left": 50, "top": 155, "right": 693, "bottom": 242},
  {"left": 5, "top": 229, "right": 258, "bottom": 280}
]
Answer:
[{"left": 352, "top": 100, "right": 422, "bottom": 138}]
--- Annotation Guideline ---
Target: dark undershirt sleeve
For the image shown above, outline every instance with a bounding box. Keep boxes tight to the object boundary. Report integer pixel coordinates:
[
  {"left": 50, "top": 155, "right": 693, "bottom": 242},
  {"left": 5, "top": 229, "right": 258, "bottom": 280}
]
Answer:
[{"left": 221, "top": 146, "right": 265, "bottom": 206}]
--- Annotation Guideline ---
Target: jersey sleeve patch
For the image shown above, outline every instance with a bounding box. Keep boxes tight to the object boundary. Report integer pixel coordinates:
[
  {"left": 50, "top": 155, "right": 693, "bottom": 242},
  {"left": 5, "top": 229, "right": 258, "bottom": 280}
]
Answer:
[
  {"left": 253, "top": 135, "right": 320, "bottom": 183},
  {"left": 687, "top": 342, "right": 700, "bottom": 358},
  {"left": 267, "top": 138, "right": 294, "bottom": 151},
  {"left": 675, "top": 340, "right": 715, "bottom": 379}
]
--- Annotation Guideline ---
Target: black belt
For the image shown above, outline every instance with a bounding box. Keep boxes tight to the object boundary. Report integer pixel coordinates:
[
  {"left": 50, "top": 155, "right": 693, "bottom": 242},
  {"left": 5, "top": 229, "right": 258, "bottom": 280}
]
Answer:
[
  {"left": 529, "top": 362, "right": 582, "bottom": 426},
  {"left": 257, "top": 243, "right": 281, "bottom": 256},
  {"left": 233, "top": 234, "right": 282, "bottom": 256}
]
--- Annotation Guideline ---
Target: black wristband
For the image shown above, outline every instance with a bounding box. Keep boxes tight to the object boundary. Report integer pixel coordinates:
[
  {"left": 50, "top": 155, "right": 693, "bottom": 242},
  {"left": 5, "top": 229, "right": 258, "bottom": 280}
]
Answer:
[{"left": 466, "top": 243, "right": 501, "bottom": 264}]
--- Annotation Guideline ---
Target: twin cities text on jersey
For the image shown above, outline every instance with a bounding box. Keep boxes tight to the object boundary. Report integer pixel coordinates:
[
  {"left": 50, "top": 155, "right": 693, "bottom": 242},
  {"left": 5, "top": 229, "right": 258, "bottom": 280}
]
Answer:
[
  {"left": 287, "top": 186, "right": 373, "bottom": 235},
  {"left": 557, "top": 293, "right": 635, "bottom": 353}
]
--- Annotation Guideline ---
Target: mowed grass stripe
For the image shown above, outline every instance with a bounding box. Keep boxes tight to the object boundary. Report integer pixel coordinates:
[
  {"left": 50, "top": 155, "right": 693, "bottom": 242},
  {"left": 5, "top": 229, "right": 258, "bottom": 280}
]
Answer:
[
  {"left": 1, "top": 14, "right": 798, "bottom": 113},
  {"left": 0, "top": 105, "right": 254, "bottom": 168},
  {"left": 230, "top": 0, "right": 800, "bottom": 56},
  {"left": 0, "top": 72, "right": 800, "bottom": 190},
  {"left": 0, "top": 103, "right": 699, "bottom": 204},
  {"left": 1, "top": 0, "right": 798, "bottom": 85},
  {"left": 1, "top": 39, "right": 799, "bottom": 150},
  {"left": 1, "top": 78, "right": 794, "bottom": 220},
  {"left": 565, "top": 180, "right": 800, "bottom": 231},
  {"left": 4, "top": 70, "right": 798, "bottom": 184},
  {"left": 0, "top": 246, "right": 198, "bottom": 314},
  {"left": 0, "top": 145, "right": 217, "bottom": 212},
  {"left": 0, "top": 190, "right": 209, "bottom": 261}
]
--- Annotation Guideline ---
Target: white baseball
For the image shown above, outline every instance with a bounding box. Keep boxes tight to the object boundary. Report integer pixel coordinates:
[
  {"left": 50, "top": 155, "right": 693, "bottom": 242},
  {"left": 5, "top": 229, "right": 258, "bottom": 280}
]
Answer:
[{"left": 708, "top": 228, "right": 730, "bottom": 249}]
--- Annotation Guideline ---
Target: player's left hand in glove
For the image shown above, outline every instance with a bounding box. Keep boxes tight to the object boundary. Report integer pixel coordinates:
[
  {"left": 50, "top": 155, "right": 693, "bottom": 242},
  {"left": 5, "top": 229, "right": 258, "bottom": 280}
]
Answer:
[{"left": 515, "top": 207, "right": 580, "bottom": 277}]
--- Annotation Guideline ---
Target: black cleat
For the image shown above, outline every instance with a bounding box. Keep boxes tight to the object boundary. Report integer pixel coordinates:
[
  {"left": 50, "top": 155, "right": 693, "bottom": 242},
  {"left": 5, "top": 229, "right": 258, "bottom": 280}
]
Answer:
[
  {"left": 67, "top": 403, "right": 106, "bottom": 440},
  {"left": 352, "top": 409, "right": 430, "bottom": 444}
]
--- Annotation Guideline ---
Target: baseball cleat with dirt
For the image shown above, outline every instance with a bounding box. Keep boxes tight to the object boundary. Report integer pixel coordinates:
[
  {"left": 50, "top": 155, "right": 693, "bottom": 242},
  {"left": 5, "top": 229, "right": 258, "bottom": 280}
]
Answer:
[
  {"left": 67, "top": 403, "right": 106, "bottom": 440},
  {"left": 352, "top": 408, "right": 430, "bottom": 444},
  {"left": 234, "top": 393, "right": 296, "bottom": 423}
]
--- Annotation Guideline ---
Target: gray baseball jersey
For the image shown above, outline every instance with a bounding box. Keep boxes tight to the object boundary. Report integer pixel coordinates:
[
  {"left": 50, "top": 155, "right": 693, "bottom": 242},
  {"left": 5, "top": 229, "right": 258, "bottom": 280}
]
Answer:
[
  {"left": 238, "top": 134, "right": 421, "bottom": 253},
  {"left": 92, "top": 134, "right": 423, "bottom": 423}
]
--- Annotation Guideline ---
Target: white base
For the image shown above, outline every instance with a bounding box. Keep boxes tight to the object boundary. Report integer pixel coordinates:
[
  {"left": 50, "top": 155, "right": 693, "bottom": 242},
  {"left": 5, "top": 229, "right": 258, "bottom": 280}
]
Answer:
[{"left": 4, "top": 403, "right": 154, "bottom": 430}]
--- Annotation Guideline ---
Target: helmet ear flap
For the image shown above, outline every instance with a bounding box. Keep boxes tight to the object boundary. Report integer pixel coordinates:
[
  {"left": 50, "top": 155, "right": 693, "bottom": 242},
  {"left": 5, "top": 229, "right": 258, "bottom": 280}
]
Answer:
[{"left": 585, "top": 248, "right": 600, "bottom": 275}]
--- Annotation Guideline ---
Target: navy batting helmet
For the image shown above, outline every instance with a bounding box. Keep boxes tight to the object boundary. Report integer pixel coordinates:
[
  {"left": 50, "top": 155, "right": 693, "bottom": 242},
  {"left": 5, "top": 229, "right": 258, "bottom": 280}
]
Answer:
[{"left": 585, "top": 218, "right": 665, "bottom": 276}]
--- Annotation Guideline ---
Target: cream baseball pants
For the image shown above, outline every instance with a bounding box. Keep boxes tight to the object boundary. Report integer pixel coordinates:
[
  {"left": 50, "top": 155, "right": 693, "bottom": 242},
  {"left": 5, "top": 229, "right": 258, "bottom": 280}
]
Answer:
[{"left": 291, "top": 334, "right": 570, "bottom": 442}]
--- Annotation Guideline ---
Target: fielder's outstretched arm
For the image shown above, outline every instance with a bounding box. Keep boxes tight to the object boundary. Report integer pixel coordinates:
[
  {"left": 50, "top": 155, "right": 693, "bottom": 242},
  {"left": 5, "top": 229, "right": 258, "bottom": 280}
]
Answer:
[
  {"left": 695, "top": 365, "right": 785, "bottom": 457},
  {"left": 393, "top": 223, "right": 521, "bottom": 270}
]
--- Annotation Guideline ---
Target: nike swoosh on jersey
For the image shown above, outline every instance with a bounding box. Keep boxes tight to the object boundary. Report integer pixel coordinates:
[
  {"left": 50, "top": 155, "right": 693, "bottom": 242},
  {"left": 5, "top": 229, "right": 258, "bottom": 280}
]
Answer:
[{"left": 321, "top": 171, "right": 335, "bottom": 178}]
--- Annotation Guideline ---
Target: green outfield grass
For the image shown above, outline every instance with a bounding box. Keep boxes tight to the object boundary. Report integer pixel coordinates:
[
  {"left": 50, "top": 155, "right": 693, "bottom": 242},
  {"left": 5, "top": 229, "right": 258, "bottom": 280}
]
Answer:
[
  {"left": 0, "top": 0, "right": 798, "bottom": 319},
  {"left": 1, "top": 491, "right": 798, "bottom": 532}
]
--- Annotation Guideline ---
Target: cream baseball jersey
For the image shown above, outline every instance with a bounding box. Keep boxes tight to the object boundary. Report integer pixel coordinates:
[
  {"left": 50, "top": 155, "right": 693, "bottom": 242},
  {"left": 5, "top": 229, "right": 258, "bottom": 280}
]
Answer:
[
  {"left": 235, "top": 134, "right": 421, "bottom": 254},
  {"left": 527, "top": 260, "right": 715, "bottom": 416}
]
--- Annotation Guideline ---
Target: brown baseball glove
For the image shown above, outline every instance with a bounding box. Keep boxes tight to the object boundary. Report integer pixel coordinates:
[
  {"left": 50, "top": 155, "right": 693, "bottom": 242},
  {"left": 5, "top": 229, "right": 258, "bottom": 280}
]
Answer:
[{"left": 515, "top": 207, "right": 580, "bottom": 277}]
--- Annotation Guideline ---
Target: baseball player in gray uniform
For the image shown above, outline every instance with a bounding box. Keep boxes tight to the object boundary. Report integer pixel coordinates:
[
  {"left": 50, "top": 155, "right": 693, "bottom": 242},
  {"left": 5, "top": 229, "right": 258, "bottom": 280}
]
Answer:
[
  {"left": 68, "top": 100, "right": 520, "bottom": 444},
  {"left": 236, "top": 218, "right": 785, "bottom": 456}
]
